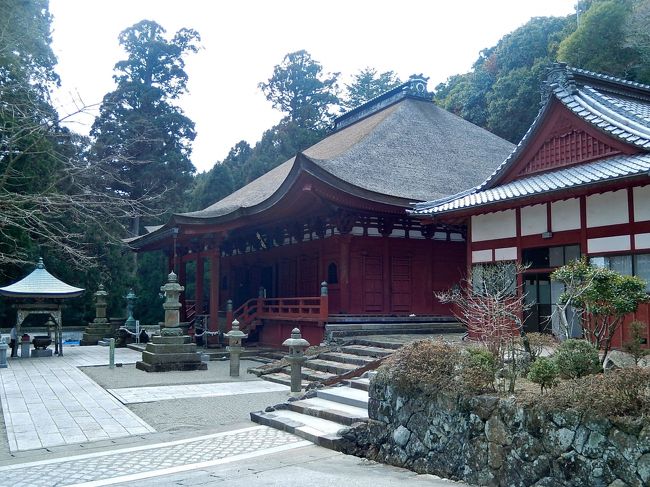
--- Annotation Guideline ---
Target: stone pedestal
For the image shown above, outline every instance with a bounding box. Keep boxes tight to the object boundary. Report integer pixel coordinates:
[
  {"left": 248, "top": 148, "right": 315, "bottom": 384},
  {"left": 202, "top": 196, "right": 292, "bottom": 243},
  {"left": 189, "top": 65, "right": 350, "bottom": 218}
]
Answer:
[
  {"left": 136, "top": 271, "right": 205, "bottom": 372},
  {"left": 31, "top": 349, "right": 53, "bottom": 358},
  {"left": 136, "top": 334, "right": 207, "bottom": 372}
]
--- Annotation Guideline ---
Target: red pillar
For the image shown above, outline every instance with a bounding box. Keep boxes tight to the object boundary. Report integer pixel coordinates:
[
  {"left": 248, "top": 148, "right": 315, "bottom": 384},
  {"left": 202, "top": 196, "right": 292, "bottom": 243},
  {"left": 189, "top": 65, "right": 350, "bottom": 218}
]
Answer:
[
  {"left": 382, "top": 236, "right": 390, "bottom": 313},
  {"left": 178, "top": 258, "right": 187, "bottom": 321},
  {"left": 339, "top": 235, "right": 351, "bottom": 313},
  {"left": 195, "top": 255, "right": 204, "bottom": 314},
  {"left": 209, "top": 250, "right": 220, "bottom": 345}
]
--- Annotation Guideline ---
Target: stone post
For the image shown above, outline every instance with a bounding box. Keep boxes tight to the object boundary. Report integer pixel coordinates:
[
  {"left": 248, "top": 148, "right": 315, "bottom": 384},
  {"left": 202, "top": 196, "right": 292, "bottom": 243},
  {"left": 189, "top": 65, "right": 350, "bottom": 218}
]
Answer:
[
  {"left": 282, "top": 328, "right": 310, "bottom": 394},
  {"left": 124, "top": 289, "right": 137, "bottom": 333},
  {"left": 225, "top": 319, "right": 247, "bottom": 377},
  {"left": 0, "top": 338, "right": 7, "bottom": 368}
]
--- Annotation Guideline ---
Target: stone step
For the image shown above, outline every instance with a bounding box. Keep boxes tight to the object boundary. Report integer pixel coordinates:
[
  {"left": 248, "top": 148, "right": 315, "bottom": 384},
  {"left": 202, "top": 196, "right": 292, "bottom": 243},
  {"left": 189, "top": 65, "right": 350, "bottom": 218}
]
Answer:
[
  {"left": 287, "top": 397, "right": 368, "bottom": 426},
  {"left": 303, "top": 359, "right": 359, "bottom": 375},
  {"left": 317, "top": 386, "right": 369, "bottom": 409},
  {"left": 250, "top": 409, "right": 344, "bottom": 449},
  {"left": 346, "top": 337, "right": 405, "bottom": 350},
  {"left": 325, "top": 321, "right": 463, "bottom": 340},
  {"left": 261, "top": 372, "right": 309, "bottom": 389},
  {"left": 339, "top": 344, "right": 394, "bottom": 358},
  {"left": 346, "top": 378, "right": 370, "bottom": 392},
  {"left": 318, "top": 352, "right": 377, "bottom": 367},
  {"left": 278, "top": 366, "right": 337, "bottom": 383},
  {"left": 97, "top": 339, "right": 110, "bottom": 347}
]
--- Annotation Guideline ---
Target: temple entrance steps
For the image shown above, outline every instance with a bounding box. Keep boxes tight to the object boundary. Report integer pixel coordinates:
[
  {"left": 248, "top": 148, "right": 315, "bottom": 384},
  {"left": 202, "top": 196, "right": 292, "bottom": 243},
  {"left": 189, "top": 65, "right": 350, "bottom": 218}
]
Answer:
[
  {"left": 247, "top": 339, "right": 395, "bottom": 388},
  {"left": 250, "top": 377, "right": 370, "bottom": 449},
  {"left": 324, "top": 318, "right": 464, "bottom": 344}
]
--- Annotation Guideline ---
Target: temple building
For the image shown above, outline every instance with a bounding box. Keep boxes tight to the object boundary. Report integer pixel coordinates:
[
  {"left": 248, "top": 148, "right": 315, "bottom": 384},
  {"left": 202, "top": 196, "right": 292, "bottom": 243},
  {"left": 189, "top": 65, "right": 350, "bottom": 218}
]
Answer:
[
  {"left": 127, "top": 77, "right": 514, "bottom": 346},
  {"left": 413, "top": 65, "right": 650, "bottom": 347}
]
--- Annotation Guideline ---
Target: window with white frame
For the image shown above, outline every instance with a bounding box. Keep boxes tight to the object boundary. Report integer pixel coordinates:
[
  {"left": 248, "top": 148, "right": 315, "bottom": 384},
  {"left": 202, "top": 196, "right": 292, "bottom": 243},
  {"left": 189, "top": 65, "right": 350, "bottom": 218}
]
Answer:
[{"left": 590, "top": 253, "right": 650, "bottom": 292}]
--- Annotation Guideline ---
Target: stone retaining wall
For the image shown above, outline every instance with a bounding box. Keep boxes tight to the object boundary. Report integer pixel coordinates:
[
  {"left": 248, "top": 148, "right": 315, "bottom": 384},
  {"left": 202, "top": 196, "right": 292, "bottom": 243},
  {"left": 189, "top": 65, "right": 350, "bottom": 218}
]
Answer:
[{"left": 338, "top": 374, "right": 650, "bottom": 487}]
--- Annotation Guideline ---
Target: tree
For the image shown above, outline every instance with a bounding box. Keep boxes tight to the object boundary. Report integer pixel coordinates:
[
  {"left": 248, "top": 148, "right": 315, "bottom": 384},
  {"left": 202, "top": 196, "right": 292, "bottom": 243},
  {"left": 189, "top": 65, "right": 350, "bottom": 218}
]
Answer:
[
  {"left": 552, "top": 259, "right": 649, "bottom": 364},
  {"left": 340, "top": 68, "right": 402, "bottom": 112},
  {"left": 258, "top": 50, "right": 339, "bottom": 130},
  {"left": 557, "top": 0, "right": 641, "bottom": 80},
  {"left": 90, "top": 20, "right": 200, "bottom": 236},
  {"left": 436, "top": 262, "right": 532, "bottom": 392}
]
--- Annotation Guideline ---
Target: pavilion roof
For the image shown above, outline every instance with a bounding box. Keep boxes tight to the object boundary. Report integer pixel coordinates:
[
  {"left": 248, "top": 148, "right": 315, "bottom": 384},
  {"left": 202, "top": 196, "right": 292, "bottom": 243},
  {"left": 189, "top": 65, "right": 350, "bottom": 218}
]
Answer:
[
  {"left": 412, "top": 65, "right": 650, "bottom": 217},
  {"left": 0, "top": 258, "right": 85, "bottom": 299},
  {"left": 181, "top": 96, "right": 513, "bottom": 222}
]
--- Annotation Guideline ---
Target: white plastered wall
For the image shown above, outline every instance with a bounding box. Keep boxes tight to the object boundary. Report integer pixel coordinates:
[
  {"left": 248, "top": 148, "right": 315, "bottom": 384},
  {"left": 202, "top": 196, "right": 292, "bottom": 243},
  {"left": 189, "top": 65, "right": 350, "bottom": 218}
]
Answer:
[
  {"left": 586, "top": 190, "right": 628, "bottom": 227},
  {"left": 633, "top": 185, "right": 650, "bottom": 222},
  {"left": 471, "top": 210, "right": 516, "bottom": 242},
  {"left": 551, "top": 198, "right": 581, "bottom": 232},
  {"left": 520, "top": 204, "right": 547, "bottom": 236}
]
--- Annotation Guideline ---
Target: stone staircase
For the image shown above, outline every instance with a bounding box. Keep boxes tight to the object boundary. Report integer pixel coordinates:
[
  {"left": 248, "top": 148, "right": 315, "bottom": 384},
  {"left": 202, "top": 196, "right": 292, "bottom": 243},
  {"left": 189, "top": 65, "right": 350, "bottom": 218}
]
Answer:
[
  {"left": 248, "top": 338, "right": 395, "bottom": 388},
  {"left": 250, "top": 377, "right": 370, "bottom": 449}
]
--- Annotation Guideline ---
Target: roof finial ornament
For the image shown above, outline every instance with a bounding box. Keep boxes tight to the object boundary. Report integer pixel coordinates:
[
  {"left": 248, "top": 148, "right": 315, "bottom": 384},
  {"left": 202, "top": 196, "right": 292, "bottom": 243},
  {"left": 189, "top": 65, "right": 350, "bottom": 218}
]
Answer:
[
  {"left": 406, "top": 74, "right": 431, "bottom": 99},
  {"left": 36, "top": 257, "right": 45, "bottom": 269},
  {"left": 541, "top": 62, "right": 575, "bottom": 105}
]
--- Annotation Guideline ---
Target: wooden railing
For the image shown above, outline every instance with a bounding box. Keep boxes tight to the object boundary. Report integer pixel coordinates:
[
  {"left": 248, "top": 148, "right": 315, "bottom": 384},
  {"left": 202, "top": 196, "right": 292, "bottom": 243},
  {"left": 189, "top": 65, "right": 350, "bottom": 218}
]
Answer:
[{"left": 227, "top": 282, "right": 329, "bottom": 334}]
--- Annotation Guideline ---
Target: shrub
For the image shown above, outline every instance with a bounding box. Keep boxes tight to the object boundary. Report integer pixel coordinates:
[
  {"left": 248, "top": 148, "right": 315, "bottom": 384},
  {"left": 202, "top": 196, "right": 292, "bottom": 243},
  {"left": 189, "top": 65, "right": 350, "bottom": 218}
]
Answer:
[
  {"left": 527, "top": 357, "right": 558, "bottom": 393},
  {"left": 554, "top": 339, "right": 601, "bottom": 379},
  {"left": 520, "top": 332, "right": 557, "bottom": 361},
  {"left": 622, "top": 321, "right": 649, "bottom": 366},
  {"left": 540, "top": 367, "right": 650, "bottom": 418},
  {"left": 460, "top": 347, "right": 497, "bottom": 394},
  {"left": 380, "top": 339, "right": 460, "bottom": 395}
]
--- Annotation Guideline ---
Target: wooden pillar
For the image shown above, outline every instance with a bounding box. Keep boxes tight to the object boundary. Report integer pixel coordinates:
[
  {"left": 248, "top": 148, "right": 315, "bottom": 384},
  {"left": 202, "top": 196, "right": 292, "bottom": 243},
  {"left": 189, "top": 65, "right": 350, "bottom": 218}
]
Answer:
[
  {"left": 195, "top": 255, "right": 204, "bottom": 314},
  {"left": 178, "top": 257, "right": 187, "bottom": 321},
  {"left": 382, "top": 236, "right": 390, "bottom": 313},
  {"left": 209, "top": 250, "right": 220, "bottom": 345},
  {"left": 339, "top": 235, "right": 351, "bottom": 313}
]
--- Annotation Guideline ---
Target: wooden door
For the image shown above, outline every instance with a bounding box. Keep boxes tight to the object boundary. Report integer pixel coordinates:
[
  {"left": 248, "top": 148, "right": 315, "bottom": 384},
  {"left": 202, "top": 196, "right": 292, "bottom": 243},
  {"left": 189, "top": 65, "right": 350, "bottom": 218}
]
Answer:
[
  {"left": 298, "top": 256, "right": 319, "bottom": 296},
  {"left": 278, "top": 259, "right": 297, "bottom": 297},
  {"left": 363, "top": 255, "right": 383, "bottom": 312},
  {"left": 391, "top": 256, "right": 412, "bottom": 313}
]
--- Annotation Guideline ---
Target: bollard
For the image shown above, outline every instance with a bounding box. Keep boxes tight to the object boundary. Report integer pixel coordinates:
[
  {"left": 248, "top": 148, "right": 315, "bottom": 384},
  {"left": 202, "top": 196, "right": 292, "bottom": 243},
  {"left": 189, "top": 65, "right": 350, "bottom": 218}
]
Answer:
[
  {"left": 282, "top": 328, "right": 310, "bottom": 394},
  {"left": 20, "top": 334, "right": 30, "bottom": 358},
  {"left": 224, "top": 319, "right": 247, "bottom": 377},
  {"left": 109, "top": 338, "right": 115, "bottom": 369},
  {"left": 0, "top": 338, "right": 7, "bottom": 368}
]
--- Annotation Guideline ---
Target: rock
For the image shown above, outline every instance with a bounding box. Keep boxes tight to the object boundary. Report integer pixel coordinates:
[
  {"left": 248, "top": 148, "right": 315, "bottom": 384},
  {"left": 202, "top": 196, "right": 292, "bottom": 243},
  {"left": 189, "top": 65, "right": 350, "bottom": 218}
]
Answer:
[
  {"left": 486, "top": 415, "right": 510, "bottom": 446},
  {"left": 607, "top": 480, "right": 627, "bottom": 487},
  {"left": 637, "top": 453, "right": 650, "bottom": 485},
  {"left": 608, "top": 428, "right": 641, "bottom": 462},
  {"left": 583, "top": 431, "right": 607, "bottom": 459},
  {"left": 393, "top": 425, "right": 411, "bottom": 447},
  {"left": 470, "top": 395, "right": 499, "bottom": 420},
  {"left": 487, "top": 441, "right": 504, "bottom": 469}
]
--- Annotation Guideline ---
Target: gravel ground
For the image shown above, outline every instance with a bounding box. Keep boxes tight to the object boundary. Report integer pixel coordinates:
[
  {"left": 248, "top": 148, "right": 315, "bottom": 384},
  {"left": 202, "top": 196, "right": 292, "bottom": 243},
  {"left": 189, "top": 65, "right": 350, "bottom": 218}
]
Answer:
[
  {"left": 80, "top": 359, "right": 264, "bottom": 388},
  {"left": 127, "top": 391, "right": 291, "bottom": 433}
]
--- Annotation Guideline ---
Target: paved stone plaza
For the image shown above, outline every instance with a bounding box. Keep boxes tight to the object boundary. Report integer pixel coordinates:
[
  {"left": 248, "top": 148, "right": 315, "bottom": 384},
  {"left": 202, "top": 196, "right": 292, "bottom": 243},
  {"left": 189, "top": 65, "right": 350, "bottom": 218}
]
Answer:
[{"left": 0, "top": 345, "right": 468, "bottom": 486}]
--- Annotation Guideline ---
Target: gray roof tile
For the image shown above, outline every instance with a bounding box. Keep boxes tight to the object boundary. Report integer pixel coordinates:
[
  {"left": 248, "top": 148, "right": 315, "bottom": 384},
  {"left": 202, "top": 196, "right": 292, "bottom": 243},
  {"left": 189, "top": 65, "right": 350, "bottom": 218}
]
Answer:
[{"left": 0, "top": 259, "right": 84, "bottom": 298}]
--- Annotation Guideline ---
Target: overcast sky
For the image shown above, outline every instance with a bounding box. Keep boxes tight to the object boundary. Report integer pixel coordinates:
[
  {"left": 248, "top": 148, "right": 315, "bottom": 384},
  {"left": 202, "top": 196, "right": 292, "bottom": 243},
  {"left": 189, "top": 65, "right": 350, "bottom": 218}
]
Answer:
[{"left": 49, "top": 0, "right": 576, "bottom": 173}]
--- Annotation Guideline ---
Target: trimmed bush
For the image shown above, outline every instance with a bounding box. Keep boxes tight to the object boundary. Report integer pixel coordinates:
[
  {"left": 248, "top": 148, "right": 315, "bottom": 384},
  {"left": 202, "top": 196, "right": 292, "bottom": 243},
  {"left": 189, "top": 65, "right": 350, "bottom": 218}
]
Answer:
[
  {"left": 521, "top": 332, "right": 557, "bottom": 361},
  {"left": 380, "top": 339, "right": 460, "bottom": 395},
  {"left": 540, "top": 367, "right": 650, "bottom": 417},
  {"left": 527, "top": 356, "right": 558, "bottom": 393},
  {"left": 460, "top": 347, "right": 497, "bottom": 394},
  {"left": 554, "top": 339, "right": 600, "bottom": 379}
]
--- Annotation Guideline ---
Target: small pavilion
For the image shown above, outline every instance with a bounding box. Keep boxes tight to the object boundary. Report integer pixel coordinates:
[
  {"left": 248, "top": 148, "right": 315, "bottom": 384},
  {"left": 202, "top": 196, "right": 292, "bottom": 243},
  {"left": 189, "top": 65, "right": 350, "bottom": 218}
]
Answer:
[{"left": 0, "top": 258, "right": 84, "bottom": 356}]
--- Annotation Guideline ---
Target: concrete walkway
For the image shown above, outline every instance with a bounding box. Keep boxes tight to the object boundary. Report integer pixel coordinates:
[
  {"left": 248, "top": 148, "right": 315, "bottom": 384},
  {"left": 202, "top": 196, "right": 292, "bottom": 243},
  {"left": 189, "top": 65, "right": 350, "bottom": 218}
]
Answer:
[{"left": 0, "top": 348, "right": 153, "bottom": 451}]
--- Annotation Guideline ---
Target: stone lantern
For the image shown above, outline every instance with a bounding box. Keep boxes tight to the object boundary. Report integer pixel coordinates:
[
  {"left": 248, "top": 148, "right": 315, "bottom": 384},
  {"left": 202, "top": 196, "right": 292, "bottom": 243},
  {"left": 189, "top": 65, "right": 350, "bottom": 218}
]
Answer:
[
  {"left": 225, "top": 319, "right": 247, "bottom": 377},
  {"left": 160, "top": 272, "right": 183, "bottom": 334},
  {"left": 282, "top": 328, "right": 310, "bottom": 393},
  {"left": 81, "top": 284, "right": 112, "bottom": 346},
  {"left": 136, "top": 271, "right": 206, "bottom": 372},
  {"left": 124, "top": 288, "right": 138, "bottom": 333}
]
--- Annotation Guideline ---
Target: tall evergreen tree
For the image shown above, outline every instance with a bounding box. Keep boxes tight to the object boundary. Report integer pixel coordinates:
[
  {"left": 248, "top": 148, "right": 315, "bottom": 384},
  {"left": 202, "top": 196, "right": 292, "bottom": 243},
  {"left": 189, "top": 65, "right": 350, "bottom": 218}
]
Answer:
[
  {"left": 90, "top": 20, "right": 200, "bottom": 236},
  {"left": 341, "top": 68, "right": 402, "bottom": 112},
  {"left": 259, "top": 50, "right": 339, "bottom": 130}
]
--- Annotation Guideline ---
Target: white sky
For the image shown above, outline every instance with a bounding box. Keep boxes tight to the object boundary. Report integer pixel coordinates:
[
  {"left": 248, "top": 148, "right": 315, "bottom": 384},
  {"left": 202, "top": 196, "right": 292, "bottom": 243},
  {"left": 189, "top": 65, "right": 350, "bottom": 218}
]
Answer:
[{"left": 49, "top": 0, "right": 576, "bottom": 173}]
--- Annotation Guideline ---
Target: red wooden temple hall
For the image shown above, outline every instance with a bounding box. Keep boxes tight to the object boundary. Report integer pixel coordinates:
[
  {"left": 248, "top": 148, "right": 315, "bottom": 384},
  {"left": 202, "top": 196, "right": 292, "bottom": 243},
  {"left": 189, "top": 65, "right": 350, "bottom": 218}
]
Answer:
[
  {"left": 127, "top": 77, "right": 514, "bottom": 346},
  {"left": 413, "top": 65, "right": 650, "bottom": 348}
]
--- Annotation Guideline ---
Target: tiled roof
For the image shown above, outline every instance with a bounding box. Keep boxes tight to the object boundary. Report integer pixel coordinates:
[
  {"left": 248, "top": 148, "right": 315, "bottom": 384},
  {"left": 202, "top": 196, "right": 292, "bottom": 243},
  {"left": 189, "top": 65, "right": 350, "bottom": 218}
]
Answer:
[
  {"left": 413, "top": 65, "right": 650, "bottom": 216},
  {"left": 412, "top": 153, "right": 650, "bottom": 215},
  {"left": 0, "top": 258, "right": 85, "bottom": 298}
]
